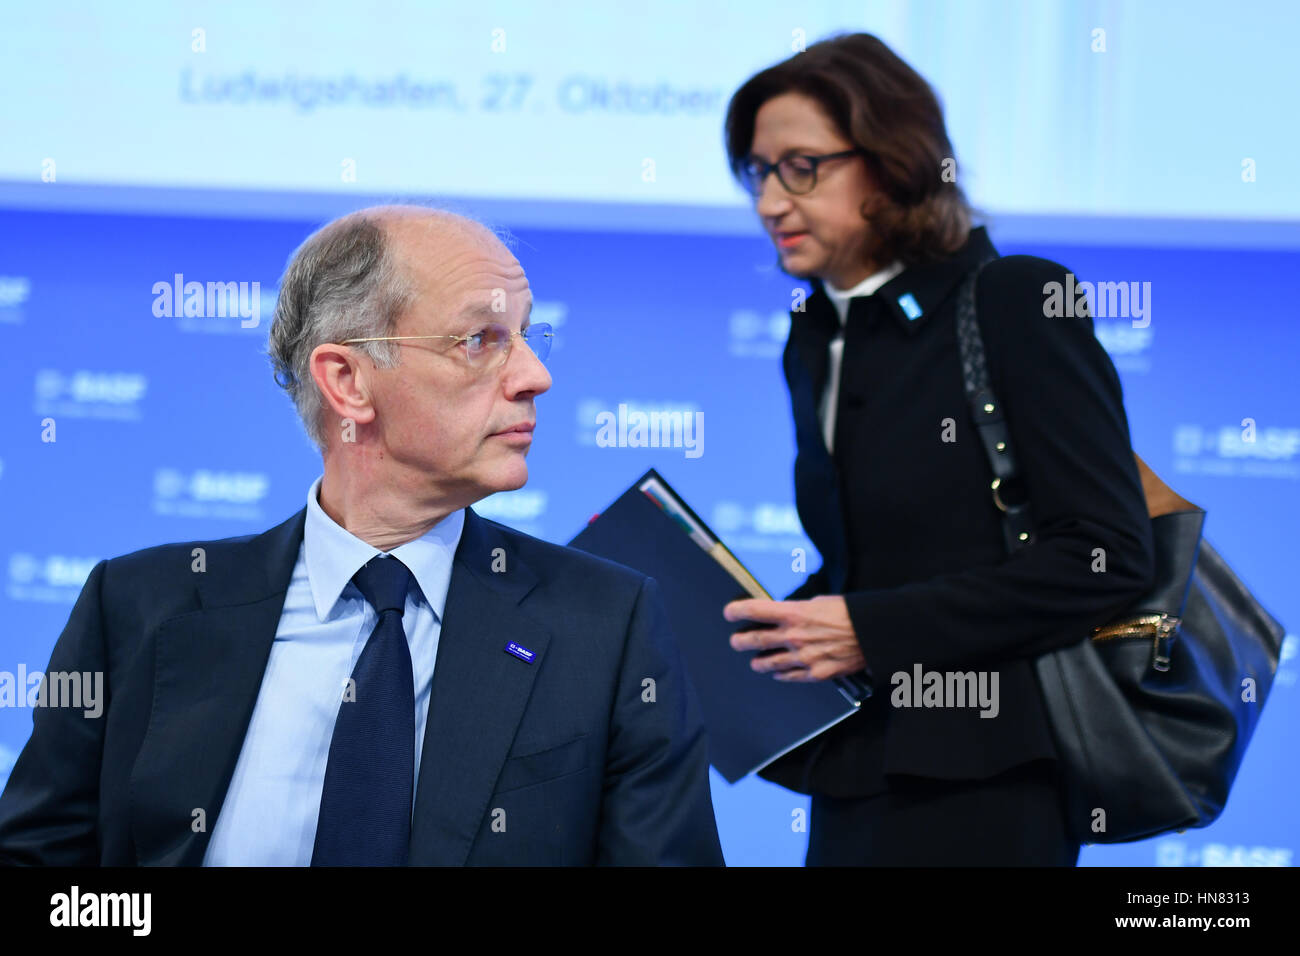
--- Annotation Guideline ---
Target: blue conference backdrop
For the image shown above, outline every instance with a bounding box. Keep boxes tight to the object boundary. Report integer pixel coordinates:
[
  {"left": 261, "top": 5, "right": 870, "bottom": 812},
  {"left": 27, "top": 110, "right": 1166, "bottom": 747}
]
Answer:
[
  {"left": 0, "top": 206, "right": 1295, "bottom": 867},
  {"left": 2, "top": 0, "right": 1298, "bottom": 867}
]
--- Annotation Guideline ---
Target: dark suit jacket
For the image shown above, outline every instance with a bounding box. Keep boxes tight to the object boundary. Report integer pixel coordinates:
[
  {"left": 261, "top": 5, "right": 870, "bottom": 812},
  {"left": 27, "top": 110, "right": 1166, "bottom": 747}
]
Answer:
[
  {"left": 0, "top": 506, "right": 725, "bottom": 865},
  {"left": 760, "top": 226, "right": 1156, "bottom": 798}
]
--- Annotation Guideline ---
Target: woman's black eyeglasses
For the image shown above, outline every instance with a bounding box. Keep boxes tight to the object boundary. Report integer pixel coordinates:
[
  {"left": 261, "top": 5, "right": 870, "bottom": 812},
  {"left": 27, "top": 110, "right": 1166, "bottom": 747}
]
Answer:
[{"left": 736, "top": 150, "right": 865, "bottom": 197}]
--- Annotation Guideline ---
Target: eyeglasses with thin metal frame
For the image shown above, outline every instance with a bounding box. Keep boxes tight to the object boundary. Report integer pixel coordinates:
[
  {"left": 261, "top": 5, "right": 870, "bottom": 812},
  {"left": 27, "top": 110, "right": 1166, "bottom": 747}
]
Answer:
[
  {"left": 340, "top": 322, "right": 553, "bottom": 369},
  {"left": 736, "top": 149, "right": 866, "bottom": 197}
]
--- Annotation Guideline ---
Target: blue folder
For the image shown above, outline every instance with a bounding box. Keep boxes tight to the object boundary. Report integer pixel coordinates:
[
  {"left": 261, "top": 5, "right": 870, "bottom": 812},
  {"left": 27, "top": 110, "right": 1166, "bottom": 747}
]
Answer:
[{"left": 569, "top": 469, "right": 867, "bottom": 783}]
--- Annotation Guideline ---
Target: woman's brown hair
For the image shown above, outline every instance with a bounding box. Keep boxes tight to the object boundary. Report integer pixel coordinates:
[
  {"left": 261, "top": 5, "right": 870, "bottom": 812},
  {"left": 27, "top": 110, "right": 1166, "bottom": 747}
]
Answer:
[{"left": 725, "top": 33, "right": 974, "bottom": 266}]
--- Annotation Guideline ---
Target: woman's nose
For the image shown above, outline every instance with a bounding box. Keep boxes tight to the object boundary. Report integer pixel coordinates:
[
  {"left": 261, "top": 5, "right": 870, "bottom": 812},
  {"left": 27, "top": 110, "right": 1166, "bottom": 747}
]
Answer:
[{"left": 755, "top": 172, "right": 793, "bottom": 218}]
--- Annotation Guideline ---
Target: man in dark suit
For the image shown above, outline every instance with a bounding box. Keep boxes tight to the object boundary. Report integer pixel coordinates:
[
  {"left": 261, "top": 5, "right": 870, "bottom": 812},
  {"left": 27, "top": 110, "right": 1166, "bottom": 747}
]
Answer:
[{"left": 0, "top": 206, "right": 724, "bottom": 866}]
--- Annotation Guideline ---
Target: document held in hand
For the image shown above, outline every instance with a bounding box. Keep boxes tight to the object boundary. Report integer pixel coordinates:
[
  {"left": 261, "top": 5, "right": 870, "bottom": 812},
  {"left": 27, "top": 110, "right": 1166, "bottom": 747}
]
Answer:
[{"left": 568, "top": 469, "right": 868, "bottom": 783}]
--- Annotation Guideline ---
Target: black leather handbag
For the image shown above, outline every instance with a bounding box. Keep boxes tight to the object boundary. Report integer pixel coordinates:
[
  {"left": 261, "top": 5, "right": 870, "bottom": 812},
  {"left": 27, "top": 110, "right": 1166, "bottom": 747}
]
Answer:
[{"left": 954, "top": 259, "right": 1286, "bottom": 844}]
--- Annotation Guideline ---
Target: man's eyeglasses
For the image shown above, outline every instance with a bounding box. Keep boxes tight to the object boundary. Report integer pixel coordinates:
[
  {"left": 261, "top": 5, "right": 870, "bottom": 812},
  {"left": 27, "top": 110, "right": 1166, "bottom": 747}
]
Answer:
[
  {"left": 736, "top": 149, "right": 865, "bottom": 197},
  {"left": 340, "top": 322, "right": 553, "bottom": 370}
]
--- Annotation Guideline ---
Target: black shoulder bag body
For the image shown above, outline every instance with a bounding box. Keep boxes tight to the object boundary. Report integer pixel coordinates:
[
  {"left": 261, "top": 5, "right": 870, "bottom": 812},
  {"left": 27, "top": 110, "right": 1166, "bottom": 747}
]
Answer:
[{"left": 954, "top": 258, "right": 1286, "bottom": 844}]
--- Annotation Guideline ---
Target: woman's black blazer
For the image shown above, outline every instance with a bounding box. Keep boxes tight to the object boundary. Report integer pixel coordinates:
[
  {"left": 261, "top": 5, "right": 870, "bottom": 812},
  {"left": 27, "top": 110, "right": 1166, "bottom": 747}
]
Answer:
[{"left": 759, "top": 226, "right": 1156, "bottom": 798}]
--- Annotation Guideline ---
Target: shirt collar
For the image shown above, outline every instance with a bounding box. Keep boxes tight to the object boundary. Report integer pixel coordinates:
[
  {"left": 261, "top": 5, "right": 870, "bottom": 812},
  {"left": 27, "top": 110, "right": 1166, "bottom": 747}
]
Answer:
[
  {"left": 824, "top": 260, "right": 905, "bottom": 324},
  {"left": 304, "top": 475, "right": 466, "bottom": 623},
  {"left": 805, "top": 225, "right": 999, "bottom": 338}
]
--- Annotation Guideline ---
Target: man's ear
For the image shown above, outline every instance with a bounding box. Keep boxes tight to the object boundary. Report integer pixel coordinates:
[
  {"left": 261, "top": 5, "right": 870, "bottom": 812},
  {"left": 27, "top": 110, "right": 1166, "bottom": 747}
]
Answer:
[{"left": 309, "top": 343, "right": 377, "bottom": 427}]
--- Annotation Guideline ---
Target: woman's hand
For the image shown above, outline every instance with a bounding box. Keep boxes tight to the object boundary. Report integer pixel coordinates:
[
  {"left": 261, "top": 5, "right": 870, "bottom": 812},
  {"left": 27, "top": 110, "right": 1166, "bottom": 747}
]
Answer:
[{"left": 724, "top": 595, "right": 866, "bottom": 682}]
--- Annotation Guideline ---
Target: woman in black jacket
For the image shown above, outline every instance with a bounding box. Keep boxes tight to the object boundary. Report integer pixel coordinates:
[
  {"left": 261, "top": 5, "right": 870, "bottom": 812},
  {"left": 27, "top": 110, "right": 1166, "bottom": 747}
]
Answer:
[{"left": 722, "top": 33, "right": 1156, "bottom": 866}]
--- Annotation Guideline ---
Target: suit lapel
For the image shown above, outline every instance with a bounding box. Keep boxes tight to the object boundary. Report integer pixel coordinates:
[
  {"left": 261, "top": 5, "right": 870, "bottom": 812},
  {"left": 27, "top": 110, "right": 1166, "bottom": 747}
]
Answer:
[
  {"left": 785, "top": 286, "right": 853, "bottom": 591},
  {"left": 408, "top": 508, "right": 549, "bottom": 865},
  {"left": 131, "top": 508, "right": 306, "bottom": 866},
  {"left": 787, "top": 282, "right": 836, "bottom": 434},
  {"left": 130, "top": 504, "right": 549, "bottom": 866}
]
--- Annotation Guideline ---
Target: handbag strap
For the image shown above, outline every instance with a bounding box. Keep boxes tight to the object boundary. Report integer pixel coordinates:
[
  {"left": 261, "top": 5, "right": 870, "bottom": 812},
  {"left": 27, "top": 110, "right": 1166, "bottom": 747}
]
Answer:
[{"left": 954, "top": 258, "right": 1036, "bottom": 555}]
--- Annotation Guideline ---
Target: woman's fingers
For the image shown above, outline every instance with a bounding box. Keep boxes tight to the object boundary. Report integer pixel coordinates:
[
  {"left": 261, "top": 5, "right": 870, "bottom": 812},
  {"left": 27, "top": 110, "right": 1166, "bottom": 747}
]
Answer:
[
  {"left": 723, "top": 597, "right": 789, "bottom": 624},
  {"left": 749, "top": 649, "right": 805, "bottom": 673},
  {"left": 729, "top": 626, "right": 780, "bottom": 652}
]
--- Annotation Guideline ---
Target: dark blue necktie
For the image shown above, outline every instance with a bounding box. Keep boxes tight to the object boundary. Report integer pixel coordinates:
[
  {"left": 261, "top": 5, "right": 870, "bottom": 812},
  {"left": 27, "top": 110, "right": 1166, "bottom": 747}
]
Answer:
[{"left": 311, "top": 554, "right": 415, "bottom": 866}]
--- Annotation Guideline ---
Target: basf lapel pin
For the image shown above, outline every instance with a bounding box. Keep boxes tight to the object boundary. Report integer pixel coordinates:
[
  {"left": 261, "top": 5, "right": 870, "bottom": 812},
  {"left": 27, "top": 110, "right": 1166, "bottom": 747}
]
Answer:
[{"left": 504, "top": 641, "right": 536, "bottom": 663}]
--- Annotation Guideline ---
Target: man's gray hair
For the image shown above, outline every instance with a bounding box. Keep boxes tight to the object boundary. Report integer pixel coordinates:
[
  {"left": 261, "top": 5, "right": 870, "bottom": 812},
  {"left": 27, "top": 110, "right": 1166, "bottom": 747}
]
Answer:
[{"left": 267, "top": 215, "right": 415, "bottom": 450}]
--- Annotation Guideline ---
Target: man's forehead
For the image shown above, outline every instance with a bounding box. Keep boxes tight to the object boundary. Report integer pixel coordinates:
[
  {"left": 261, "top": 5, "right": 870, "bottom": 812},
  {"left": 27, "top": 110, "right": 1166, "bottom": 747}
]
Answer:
[
  {"left": 436, "top": 255, "right": 532, "bottom": 314},
  {"left": 452, "top": 290, "right": 534, "bottom": 320},
  {"left": 381, "top": 214, "right": 531, "bottom": 319},
  {"left": 408, "top": 279, "right": 532, "bottom": 336}
]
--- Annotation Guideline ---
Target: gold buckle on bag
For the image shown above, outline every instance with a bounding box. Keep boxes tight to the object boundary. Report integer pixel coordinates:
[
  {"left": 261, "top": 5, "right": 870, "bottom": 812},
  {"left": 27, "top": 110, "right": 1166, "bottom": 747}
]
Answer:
[{"left": 1092, "top": 613, "right": 1179, "bottom": 672}]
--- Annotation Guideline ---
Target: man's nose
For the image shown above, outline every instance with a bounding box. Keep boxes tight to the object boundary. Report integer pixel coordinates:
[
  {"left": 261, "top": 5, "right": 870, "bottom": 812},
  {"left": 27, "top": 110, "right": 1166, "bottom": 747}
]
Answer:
[{"left": 504, "top": 336, "right": 552, "bottom": 397}]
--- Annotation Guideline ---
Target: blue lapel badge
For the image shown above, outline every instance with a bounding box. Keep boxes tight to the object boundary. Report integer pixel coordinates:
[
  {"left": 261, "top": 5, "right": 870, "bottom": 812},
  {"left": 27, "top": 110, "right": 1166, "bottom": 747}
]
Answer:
[
  {"left": 504, "top": 641, "right": 536, "bottom": 664},
  {"left": 897, "top": 293, "right": 923, "bottom": 320}
]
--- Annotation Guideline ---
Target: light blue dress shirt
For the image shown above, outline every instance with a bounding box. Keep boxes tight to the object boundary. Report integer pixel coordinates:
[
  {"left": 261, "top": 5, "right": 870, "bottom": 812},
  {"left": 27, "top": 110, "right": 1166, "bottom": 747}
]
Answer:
[{"left": 202, "top": 476, "right": 465, "bottom": 866}]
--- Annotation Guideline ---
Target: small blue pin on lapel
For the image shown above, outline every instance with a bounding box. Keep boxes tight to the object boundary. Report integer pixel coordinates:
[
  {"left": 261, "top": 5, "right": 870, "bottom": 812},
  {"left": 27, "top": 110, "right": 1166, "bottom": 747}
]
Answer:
[
  {"left": 504, "top": 641, "right": 536, "bottom": 664},
  {"left": 897, "top": 293, "right": 923, "bottom": 320}
]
